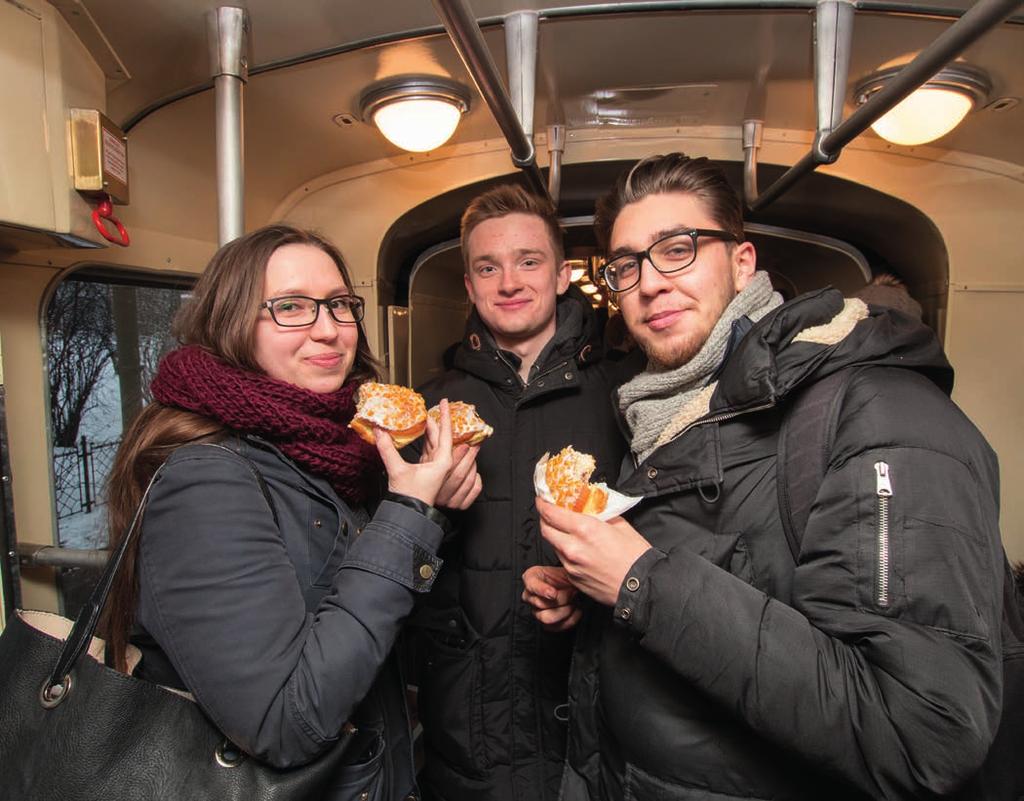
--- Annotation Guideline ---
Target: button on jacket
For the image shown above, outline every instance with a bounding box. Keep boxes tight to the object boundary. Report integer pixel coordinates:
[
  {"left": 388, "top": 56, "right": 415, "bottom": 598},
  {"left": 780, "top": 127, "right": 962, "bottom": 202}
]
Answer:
[
  {"left": 133, "top": 435, "right": 444, "bottom": 801},
  {"left": 562, "top": 289, "right": 1004, "bottom": 801},
  {"left": 410, "top": 287, "right": 630, "bottom": 801}
]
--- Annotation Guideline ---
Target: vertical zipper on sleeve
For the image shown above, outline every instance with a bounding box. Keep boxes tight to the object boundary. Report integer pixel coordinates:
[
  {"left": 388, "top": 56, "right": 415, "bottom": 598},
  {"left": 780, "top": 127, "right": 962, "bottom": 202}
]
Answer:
[{"left": 874, "top": 461, "right": 893, "bottom": 608}]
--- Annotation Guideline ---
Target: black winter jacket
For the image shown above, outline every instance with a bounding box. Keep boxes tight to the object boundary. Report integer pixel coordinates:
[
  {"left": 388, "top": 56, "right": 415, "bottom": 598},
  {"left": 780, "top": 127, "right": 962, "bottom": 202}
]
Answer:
[
  {"left": 133, "top": 435, "right": 444, "bottom": 801},
  {"left": 561, "top": 289, "right": 1004, "bottom": 801},
  {"left": 411, "top": 289, "right": 628, "bottom": 801}
]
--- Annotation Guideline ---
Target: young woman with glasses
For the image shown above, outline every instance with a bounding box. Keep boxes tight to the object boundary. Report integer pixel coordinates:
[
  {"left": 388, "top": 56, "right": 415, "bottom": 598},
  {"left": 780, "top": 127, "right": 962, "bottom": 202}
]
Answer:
[{"left": 101, "top": 223, "right": 475, "bottom": 800}]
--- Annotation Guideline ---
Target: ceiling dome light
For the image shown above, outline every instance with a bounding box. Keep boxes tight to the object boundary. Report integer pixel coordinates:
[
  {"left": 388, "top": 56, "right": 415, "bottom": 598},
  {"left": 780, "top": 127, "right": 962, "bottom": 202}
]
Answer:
[
  {"left": 580, "top": 284, "right": 598, "bottom": 295},
  {"left": 854, "top": 64, "right": 989, "bottom": 146},
  {"left": 359, "top": 76, "right": 470, "bottom": 152},
  {"left": 570, "top": 267, "right": 587, "bottom": 282}
]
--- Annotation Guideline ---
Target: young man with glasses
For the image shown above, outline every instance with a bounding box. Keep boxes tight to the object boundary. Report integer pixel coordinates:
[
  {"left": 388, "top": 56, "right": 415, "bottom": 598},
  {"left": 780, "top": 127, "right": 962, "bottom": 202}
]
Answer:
[
  {"left": 524, "top": 153, "right": 1004, "bottom": 800},
  {"left": 409, "top": 184, "right": 628, "bottom": 801}
]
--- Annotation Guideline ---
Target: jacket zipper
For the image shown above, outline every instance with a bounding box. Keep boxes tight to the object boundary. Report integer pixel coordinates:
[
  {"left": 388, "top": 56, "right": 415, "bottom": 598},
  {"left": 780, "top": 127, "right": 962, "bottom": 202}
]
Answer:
[
  {"left": 497, "top": 347, "right": 571, "bottom": 391},
  {"left": 496, "top": 350, "right": 524, "bottom": 386},
  {"left": 874, "top": 461, "right": 893, "bottom": 608}
]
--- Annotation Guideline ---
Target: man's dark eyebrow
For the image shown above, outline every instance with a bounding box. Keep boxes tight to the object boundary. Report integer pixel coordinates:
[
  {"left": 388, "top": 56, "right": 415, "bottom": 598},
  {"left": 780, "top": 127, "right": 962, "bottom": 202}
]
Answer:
[{"left": 608, "top": 225, "right": 693, "bottom": 260}]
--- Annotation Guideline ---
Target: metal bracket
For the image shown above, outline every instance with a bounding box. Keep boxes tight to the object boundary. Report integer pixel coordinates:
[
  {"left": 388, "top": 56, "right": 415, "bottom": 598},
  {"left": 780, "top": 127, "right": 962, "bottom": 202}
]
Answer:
[
  {"left": 547, "top": 124, "right": 566, "bottom": 205},
  {"left": 742, "top": 119, "right": 764, "bottom": 206},
  {"left": 813, "top": 0, "right": 855, "bottom": 161},
  {"left": 207, "top": 7, "right": 251, "bottom": 82},
  {"left": 511, "top": 144, "right": 538, "bottom": 169},
  {"left": 505, "top": 11, "right": 538, "bottom": 144},
  {"left": 16, "top": 543, "right": 109, "bottom": 570}
]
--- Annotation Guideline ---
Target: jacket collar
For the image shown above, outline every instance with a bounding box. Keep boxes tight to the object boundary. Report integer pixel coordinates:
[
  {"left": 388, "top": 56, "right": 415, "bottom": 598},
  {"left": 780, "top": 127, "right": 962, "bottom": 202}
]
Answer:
[
  {"left": 454, "top": 284, "right": 603, "bottom": 388},
  {"left": 617, "top": 288, "right": 952, "bottom": 493},
  {"left": 710, "top": 287, "right": 952, "bottom": 416}
]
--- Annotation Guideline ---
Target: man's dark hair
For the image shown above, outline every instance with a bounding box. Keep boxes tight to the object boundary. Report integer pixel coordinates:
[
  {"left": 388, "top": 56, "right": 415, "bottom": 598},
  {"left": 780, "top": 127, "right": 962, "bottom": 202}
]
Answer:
[
  {"left": 593, "top": 153, "right": 744, "bottom": 252},
  {"left": 460, "top": 184, "right": 564, "bottom": 268}
]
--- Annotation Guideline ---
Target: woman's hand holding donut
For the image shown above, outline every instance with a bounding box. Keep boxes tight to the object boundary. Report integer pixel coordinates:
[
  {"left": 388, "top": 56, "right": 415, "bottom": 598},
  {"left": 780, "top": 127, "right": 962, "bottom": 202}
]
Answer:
[
  {"left": 375, "top": 398, "right": 454, "bottom": 507},
  {"left": 430, "top": 442, "right": 482, "bottom": 510}
]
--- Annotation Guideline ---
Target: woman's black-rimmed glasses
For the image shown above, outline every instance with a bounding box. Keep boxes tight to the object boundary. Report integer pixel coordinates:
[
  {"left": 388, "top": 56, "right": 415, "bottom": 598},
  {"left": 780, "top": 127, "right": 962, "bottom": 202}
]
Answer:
[
  {"left": 261, "top": 294, "right": 365, "bottom": 326},
  {"left": 599, "top": 228, "right": 739, "bottom": 292}
]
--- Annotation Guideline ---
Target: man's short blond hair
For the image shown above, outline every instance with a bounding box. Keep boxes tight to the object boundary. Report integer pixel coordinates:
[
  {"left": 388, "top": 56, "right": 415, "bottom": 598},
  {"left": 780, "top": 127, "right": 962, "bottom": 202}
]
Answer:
[{"left": 460, "top": 184, "right": 564, "bottom": 269}]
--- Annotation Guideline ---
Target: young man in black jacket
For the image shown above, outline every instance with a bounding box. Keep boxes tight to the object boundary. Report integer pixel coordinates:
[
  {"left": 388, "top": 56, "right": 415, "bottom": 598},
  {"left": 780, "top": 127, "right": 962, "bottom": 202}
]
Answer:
[
  {"left": 524, "top": 154, "right": 1005, "bottom": 800},
  {"left": 412, "top": 185, "right": 627, "bottom": 801}
]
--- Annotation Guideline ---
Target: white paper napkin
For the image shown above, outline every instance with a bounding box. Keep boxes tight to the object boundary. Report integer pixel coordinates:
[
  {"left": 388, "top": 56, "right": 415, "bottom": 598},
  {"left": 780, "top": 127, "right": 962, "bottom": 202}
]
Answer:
[{"left": 533, "top": 452, "right": 642, "bottom": 521}]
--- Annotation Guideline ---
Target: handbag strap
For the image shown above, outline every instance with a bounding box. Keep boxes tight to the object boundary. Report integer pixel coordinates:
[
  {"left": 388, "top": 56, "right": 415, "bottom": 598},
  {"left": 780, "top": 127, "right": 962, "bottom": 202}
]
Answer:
[
  {"left": 43, "top": 444, "right": 278, "bottom": 697},
  {"left": 44, "top": 465, "right": 166, "bottom": 695}
]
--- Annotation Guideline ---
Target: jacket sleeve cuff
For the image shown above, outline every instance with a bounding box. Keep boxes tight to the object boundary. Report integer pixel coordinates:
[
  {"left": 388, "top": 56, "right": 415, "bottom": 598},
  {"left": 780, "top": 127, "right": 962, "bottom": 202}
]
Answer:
[
  {"left": 381, "top": 490, "right": 453, "bottom": 539},
  {"left": 341, "top": 499, "right": 445, "bottom": 593},
  {"left": 612, "top": 546, "right": 667, "bottom": 633}
]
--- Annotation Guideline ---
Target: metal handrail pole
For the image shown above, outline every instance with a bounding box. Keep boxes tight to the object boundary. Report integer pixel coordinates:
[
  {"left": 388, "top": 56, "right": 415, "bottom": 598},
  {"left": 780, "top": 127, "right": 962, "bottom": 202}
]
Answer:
[
  {"left": 748, "top": 151, "right": 819, "bottom": 211},
  {"left": 207, "top": 7, "right": 250, "bottom": 245},
  {"left": 17, "top": 543, "right": 109, "bottom": 570},
  {"left": 750, "top": 0, "right": 1021, "bottom": 211},
  {"left": 432, "top": 0, "right": 551, "bottom": 200}
]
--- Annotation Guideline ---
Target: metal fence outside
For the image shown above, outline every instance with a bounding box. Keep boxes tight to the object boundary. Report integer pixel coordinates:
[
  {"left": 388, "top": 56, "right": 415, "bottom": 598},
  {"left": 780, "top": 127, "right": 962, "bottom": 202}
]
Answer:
[{"left": 54, "top": 435, "right": 121, "bottom": 520}]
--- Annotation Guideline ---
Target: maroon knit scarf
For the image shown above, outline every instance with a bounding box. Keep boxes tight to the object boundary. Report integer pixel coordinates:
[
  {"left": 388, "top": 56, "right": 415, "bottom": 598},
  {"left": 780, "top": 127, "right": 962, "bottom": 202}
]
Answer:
[{"left": 150, "top": 345, "right": 380, "bottom": 504}]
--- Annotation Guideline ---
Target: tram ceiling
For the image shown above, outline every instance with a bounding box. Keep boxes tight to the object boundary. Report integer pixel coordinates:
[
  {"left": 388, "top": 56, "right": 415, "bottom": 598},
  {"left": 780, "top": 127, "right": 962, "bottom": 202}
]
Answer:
[
  {"left": 77, "top": 1, "right": 1021, "bottom": 122},
  {"left": 73, "top": 1, "right": 1024, "bottom": 225}
]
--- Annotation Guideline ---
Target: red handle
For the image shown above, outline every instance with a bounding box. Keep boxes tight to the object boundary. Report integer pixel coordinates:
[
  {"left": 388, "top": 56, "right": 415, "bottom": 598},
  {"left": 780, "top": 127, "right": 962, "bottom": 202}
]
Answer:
[{"left": 91, "top": 199, "right": 130, "bottom": 247}]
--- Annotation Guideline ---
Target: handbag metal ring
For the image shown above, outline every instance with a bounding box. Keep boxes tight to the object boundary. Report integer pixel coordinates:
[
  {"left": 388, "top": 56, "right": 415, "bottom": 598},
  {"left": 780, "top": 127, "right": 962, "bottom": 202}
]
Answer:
[
  {"left": 697, "top": 482, "right": 722, "bottom": 504},
  {"left": 215, "top": 739, "right": 246, "bottom": 768},
  {"left": 39, "top": 673, "right": 72, "bottom": 709}
]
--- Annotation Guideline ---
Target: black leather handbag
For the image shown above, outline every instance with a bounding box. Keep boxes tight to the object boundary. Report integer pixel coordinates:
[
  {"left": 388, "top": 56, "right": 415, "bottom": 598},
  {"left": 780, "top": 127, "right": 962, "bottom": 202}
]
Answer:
[{"left": 0, "top": 464, "right": 356, "bottom": 800}]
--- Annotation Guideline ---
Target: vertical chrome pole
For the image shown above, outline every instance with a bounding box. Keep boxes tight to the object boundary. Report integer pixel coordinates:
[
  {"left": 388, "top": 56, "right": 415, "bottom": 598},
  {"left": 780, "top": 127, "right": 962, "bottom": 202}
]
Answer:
[{"left": 207, "top": 7, "right": 249, "bottom": 246}]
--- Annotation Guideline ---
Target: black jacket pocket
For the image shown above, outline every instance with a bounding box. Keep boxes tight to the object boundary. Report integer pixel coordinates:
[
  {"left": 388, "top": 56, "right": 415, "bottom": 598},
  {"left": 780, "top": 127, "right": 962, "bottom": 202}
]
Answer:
[{"left": 414, "top": 606, "right": 488, "bottom": 777}]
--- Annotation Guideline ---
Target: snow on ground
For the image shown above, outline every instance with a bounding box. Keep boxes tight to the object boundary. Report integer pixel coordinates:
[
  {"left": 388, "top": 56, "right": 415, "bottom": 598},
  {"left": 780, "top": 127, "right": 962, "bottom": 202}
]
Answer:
[{"left": 55, "top": 359, "right": 124, "bottom": 550}]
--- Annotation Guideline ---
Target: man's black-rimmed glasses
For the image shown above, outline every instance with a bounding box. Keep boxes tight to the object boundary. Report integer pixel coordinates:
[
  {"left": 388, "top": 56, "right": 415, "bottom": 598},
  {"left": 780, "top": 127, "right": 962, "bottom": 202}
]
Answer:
[
  {"left": 599, "top": 228, "right": 739, "bottom": 292},
  {"left": 261, "top": 294, "right": 366, "bottom": 327}
]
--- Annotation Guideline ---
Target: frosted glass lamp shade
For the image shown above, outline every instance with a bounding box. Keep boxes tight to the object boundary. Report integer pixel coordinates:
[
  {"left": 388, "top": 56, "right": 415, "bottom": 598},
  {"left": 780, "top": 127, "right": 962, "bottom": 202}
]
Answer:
[
  {"left": 360, "top": 77, "right": 470, "bottom": 153},
  {"left": 372, "top": 98, "right": 463, "bottom": 152},
  {"left": 870, "top": 88, "right": 974, "bottom": 146},
  {"left": 855, "top": 64, "right": 989, "bottom": 147}
]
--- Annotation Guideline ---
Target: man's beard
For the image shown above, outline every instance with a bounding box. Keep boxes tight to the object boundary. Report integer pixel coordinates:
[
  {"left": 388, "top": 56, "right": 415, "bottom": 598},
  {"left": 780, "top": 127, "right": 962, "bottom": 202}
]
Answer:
[{"left": 637, "top": 329, "right": 708, "bottom": 370}]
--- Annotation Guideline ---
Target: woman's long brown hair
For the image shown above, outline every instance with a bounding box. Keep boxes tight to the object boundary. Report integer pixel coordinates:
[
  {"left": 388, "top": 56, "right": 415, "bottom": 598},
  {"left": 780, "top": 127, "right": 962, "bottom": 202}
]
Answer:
[{"left": 102, "top": 224, "right": 381, "bottom": 671}]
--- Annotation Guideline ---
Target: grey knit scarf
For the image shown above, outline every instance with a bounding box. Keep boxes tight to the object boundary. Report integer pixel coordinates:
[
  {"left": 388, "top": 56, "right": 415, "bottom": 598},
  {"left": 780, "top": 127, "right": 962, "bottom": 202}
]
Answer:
[{"left": 619, "top": 271, "right": 782, "bottom": 461}]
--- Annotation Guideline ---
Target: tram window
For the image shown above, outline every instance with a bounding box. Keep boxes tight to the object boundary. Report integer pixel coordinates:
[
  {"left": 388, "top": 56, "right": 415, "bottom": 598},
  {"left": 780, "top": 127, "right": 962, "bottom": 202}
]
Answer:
[{"left": 44, "top": 269, "right": 194, "bottom": 616}]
